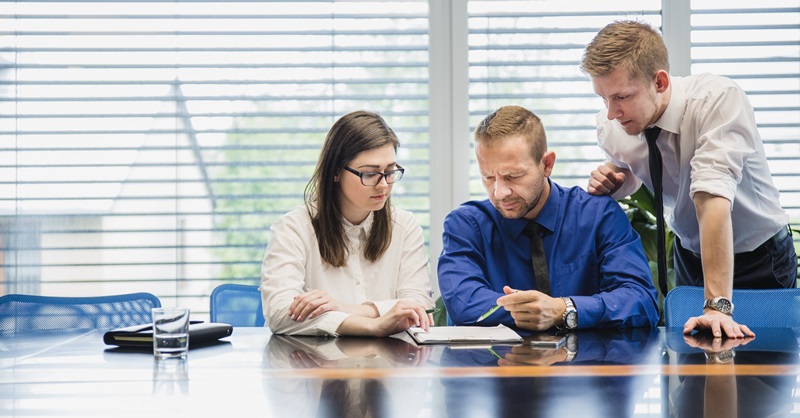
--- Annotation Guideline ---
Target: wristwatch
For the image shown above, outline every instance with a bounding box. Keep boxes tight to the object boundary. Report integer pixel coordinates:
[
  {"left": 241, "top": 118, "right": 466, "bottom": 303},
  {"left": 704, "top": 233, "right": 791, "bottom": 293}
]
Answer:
[
  {"left": 561, "top": 297, "right": 578, "bottom": 330},
  {"left": 563, "top": 333, "right": 578, "bottom": 362},
  {"left": 705, "top": 349, "right": 735, "bottom": 364},
  {"left": 703, "top": 296, "right": 734, "bottom": 316}
]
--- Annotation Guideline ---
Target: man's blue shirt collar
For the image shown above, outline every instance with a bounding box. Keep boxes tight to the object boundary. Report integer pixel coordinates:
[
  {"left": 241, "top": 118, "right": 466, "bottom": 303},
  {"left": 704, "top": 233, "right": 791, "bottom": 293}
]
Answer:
[{"left": 501, "top": 178, "right": 560, "bottom": 239}]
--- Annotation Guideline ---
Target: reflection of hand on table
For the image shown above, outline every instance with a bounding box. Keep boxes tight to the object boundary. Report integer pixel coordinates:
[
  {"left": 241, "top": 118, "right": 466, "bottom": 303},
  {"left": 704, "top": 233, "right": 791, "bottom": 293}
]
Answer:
[
  {"left": 683, "top": 333, "right": 753, "bottom": 364},
  {"left": 496, "top": 345, "right": 569, "bottom": 366},
  {"left": 381, "top": 340, "right": 432, "bottom": 367},
  {"left": 335, "top": 337, "right": 432, "bottom": 367},
  {"left": 681, "top": 332, "right": 749, "bottom": 418},
  {"left": 288, "top": 349, "right": 340, "bottom": 369}
]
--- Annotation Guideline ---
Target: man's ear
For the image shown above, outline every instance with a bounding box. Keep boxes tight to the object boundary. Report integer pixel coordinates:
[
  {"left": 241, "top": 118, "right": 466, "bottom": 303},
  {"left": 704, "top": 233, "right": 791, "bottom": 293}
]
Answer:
[
  {"left": 542, "top": 151, "right": 556, "bottom": 177},
  {"left": 655, "top": 70, "right": 670, "bottom": 93}
]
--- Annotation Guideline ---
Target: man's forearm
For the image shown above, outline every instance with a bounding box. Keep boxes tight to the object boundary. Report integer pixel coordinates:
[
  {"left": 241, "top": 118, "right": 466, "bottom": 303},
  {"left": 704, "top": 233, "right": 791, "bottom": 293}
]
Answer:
[{"left": 694, "top": 192, "right": 734, "bottom": 299}]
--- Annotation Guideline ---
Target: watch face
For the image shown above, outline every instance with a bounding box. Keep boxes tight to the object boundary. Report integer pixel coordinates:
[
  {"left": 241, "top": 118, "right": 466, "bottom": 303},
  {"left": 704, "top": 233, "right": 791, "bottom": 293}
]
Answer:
[
  {"left": 705, "top": 297, "right": 733, "bottom": 314},
  {"left": 716, "top": 298, "right": 732, "bottom": 313},
  {"left": 566, "top": 311, "right": 578, "bottom": 329},
  {"left": 708, "top": 350, "right": 735, "bottom": 363},
  {"left": 565, "top": 334, "right": 578, "bottom": 352}
]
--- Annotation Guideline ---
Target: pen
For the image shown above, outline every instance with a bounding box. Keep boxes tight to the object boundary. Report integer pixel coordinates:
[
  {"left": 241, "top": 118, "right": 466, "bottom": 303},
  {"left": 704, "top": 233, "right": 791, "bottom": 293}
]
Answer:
[
  {"left": 476, "top": 305, "right": 501, "bottom": 322},
  {"left": 476, "top": 288, "right": 518, "bottom": 322},
  {"left": 425, "top": 307, "right": 441, "bottom": 314},
  {"left": 486, "top": 347, "right": 503, "bottom": 360}
]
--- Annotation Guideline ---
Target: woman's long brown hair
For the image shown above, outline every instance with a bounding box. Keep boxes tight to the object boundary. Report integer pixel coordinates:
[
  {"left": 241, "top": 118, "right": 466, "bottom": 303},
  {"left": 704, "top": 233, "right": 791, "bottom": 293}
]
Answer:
[{"left": 304, "top": 111, "right": 399, "bottom": 267}]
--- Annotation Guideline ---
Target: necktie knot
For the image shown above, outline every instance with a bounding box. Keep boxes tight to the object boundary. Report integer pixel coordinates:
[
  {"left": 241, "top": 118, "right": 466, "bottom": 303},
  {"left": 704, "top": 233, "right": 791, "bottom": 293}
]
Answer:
[
  {"left": 644, "top": 126, "right": 662, "bottom": 143},
  {"left": 523, "top": 222, "right": 543, "bottom": 237}
]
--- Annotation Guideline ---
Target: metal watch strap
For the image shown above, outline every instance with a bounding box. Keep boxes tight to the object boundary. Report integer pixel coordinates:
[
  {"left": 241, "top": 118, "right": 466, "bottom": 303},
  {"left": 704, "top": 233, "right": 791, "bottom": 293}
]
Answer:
[{"left": 561, "top": 297, "right": 577, "bottom": 330}]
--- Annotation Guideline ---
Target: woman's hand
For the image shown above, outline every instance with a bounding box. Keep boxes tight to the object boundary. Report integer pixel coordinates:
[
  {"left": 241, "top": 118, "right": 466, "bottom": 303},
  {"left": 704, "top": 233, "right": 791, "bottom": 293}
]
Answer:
[
  {"left": 289, "top": 290, "right": 382, "bottom": 322},
  {"left": 369, "top": 299, "right": 432, "bottom": 336},
  {"left": 289, "top": 289, "right": 342, "bottom": 321},
  {"left": 336, "top": 299, "right": 432, "bottom": 337}
]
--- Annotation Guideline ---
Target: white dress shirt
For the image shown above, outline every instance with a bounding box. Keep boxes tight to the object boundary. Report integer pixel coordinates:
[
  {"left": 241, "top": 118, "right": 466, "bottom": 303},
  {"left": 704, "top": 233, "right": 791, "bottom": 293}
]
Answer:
[
  {"left": 597, "top": 73, "right": 788, "bottom": 254},
  {"left": 260, "top": 205, "right": 434, "bottom": 336}
]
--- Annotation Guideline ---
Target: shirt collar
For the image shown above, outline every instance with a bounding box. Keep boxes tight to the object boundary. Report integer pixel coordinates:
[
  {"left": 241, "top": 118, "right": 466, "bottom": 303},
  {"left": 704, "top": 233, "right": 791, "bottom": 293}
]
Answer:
[
  {"left": 343, "top": 210, "right": 374, "bottom": 237},
  {"left": 508, "top": 178, "right": 559, "bottom": 238}
]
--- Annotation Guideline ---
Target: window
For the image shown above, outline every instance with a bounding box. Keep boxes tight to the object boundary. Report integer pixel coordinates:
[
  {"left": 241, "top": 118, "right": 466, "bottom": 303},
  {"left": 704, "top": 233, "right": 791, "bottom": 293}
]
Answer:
[
  {"left": 689, "top": 1, "right": 800, "bottom": 220},
  {"left": 2, "top": 1, "right": 798, "bottom": 317},
  {"left": 0, "top": 1, "right": 430, "bottom": 317},
  {"left": 467, "top": 1, "right": 662, "bottom": 198}
]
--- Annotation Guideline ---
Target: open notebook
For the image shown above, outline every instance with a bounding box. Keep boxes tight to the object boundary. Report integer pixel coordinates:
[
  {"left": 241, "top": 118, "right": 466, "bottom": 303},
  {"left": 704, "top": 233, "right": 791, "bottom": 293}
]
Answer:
[{"left": 406, "top": 324, "right": 522, "bottom": 345}]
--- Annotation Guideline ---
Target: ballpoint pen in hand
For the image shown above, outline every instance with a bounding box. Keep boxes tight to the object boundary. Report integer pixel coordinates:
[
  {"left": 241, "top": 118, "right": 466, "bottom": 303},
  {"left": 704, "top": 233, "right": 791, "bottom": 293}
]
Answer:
[
  {"left": 476, "top": 305, "right": 501, "bottom": 322},
  {"left": 476, "top": 288, "right": 518, "bottom": 322}
]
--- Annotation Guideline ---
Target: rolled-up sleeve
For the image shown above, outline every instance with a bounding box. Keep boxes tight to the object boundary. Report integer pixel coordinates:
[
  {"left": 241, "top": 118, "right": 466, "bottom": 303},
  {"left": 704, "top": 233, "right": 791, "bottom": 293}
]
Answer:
[
  {"left": 689, "top": 86, "right": 757, "bottom": 204},
  {"left": 596, "top": 112, "right": 644, "bottom": 200}
]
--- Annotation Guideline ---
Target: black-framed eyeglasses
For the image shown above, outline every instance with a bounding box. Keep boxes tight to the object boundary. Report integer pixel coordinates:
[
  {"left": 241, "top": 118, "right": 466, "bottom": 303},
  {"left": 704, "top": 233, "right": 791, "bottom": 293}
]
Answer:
[{"left": 343, "top": 165, "right": 405, "bottom": 186}]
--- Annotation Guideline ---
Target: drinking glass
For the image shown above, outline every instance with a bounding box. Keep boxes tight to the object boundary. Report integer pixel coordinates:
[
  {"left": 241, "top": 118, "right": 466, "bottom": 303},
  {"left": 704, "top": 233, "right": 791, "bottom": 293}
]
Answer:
[{"left": 152, "top": 307, "right": 190, "bottom": 360}]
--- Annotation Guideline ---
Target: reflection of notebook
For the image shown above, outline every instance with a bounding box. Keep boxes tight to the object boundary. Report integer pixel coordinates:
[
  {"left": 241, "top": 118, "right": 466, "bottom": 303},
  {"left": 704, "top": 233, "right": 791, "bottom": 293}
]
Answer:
[
  {"left": 104, "top": 322, "right": 233, "bottom": 348},
  {"left": 407, "top": 324, "right": 522, "bottom": 345}
]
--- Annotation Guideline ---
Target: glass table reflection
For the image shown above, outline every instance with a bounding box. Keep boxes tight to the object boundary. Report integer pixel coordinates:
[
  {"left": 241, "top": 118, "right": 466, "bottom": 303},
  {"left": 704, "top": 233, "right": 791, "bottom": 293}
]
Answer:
[
  {"left": 1, "top": 326, "right": 798, "bottom": 417},
  {"left": 664, "top": 328, "right": 800, "bottom": 418}
]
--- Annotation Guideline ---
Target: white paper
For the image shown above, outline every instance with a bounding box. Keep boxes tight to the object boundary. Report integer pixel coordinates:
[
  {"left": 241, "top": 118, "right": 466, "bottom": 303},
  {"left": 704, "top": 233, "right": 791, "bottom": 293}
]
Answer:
[{"left": 406, "top": 324, "right": 523, "bottom": 345}]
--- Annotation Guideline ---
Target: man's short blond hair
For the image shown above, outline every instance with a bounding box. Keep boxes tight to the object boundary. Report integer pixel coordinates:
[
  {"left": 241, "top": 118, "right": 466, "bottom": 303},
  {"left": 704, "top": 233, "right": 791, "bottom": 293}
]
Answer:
[
  {"left": 474, "top": 105, "right": 547, "bottom": 162},
  {"left": 580, "top": 20, "right": 669, "bottom": 84}
]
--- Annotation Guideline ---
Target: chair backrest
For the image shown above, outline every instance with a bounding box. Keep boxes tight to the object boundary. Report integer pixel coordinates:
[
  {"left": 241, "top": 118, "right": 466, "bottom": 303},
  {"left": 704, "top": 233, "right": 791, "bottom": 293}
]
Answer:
[
  {"left": 209, "top": 283, "right": 264, "bottom": 327},
  {"left": 664, "top": 286, "right": 800, "bottom": 329},
  {"left": 0, "top": 292, "right": 161, "bottom": 333}
]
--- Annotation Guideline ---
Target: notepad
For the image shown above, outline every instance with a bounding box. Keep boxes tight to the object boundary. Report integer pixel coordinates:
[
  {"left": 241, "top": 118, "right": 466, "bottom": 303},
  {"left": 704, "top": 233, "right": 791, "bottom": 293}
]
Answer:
[
  {"left": 104, "top": 322, "right": 233, "bottom": 348},
  {"left": 406, "top": 324, "right": 523, "bottom": 345}
]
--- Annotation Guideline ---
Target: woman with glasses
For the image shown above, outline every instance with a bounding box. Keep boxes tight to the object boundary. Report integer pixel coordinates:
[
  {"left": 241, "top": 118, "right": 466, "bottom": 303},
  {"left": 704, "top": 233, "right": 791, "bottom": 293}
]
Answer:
[{"left": 260, "top": 110, "right": 435, "bottom": 337}]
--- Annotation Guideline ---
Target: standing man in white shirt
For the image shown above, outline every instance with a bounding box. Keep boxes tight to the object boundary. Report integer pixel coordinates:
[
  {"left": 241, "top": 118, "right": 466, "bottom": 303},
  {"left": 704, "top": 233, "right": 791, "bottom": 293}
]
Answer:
[{"left": 581, "top": 20, "right": 797, "bottom": 338}]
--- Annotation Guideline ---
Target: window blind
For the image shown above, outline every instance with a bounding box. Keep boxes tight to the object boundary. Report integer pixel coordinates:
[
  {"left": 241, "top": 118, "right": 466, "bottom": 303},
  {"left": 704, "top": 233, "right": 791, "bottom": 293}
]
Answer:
[
  {"left": 466, "top": 1, "right": 799, "bottom": 233},
  {"left": 2, "top": 1, "right": 798, "bottom": 319},
  {"left": 690, "top": 1, "right": 800, "bottom": 224},
  {"left": 0, "top": 0, "right": 430, "bottom": 317},
  {"left": 466, "top": 1, "right": 662, "bottom": 198}
]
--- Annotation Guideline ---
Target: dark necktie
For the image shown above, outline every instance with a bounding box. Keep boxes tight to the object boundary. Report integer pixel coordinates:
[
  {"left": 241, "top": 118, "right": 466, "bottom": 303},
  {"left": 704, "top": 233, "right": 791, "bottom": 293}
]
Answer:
[
  {"left": 645, "top": 126, "right": 667, "bottom": 298},
  {"left": 524, "top": 222, "right": 551, "bottom": 296}
]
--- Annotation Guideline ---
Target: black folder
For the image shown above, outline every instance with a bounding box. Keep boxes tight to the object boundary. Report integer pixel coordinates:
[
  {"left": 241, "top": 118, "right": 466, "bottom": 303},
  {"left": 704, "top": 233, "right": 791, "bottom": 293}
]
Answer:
[{"left": 103, "top": 322, "right": 233, "bottom": 348}]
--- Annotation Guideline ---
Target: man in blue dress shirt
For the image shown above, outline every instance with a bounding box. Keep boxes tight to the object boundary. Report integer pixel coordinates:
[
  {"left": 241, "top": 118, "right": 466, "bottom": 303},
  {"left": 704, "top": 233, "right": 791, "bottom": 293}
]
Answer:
[{"left": 438, "top": 105, "right": 659, "bottom": 330}]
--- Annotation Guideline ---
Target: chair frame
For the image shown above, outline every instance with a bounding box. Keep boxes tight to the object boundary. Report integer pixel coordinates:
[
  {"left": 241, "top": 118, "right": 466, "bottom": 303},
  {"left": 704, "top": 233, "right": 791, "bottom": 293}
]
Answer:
[
  {"left": 209, "top": 283, "right": 264, "bottom": 327},
  {"left": 0, "top": 292, "right": 161, "bottom": 333},
  {"left": 664, "top": 285, "right": 800, "bottom": 329}
]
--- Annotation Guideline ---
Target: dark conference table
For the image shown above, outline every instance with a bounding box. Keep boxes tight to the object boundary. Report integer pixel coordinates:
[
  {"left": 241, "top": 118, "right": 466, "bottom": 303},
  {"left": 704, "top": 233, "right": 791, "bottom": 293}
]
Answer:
[{"left": 1, "top": 326, "right": 798, "bottom": 417}]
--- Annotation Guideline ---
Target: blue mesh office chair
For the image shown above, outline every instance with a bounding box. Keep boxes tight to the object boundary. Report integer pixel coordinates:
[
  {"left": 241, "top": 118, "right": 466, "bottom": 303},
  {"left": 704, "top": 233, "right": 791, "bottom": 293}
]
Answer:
[
  {"left": 662, "top": 286, "right": 800, "bottom": 417},
  {"left": 0, "top": 292, "right": 161, "bottom": 333},
  {"left": 209, "top": 283, "right": 264, "bottom": 327},
  {"left": 664, "top": 286, "right": 800, "bottom": 329}
]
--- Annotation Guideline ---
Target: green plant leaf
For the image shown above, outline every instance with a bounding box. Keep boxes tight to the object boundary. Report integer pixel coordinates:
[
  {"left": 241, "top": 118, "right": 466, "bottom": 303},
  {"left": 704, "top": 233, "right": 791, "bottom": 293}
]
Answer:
[{"left": 433, "top": 296, "right": 448, "bottom": 327}]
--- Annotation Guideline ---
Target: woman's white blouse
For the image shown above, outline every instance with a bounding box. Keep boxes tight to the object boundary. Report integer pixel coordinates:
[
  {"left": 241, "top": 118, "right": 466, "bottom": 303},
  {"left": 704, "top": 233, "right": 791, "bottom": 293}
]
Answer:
[{"left": 260, "top": 206, "right": 434, "bottom": 336}]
